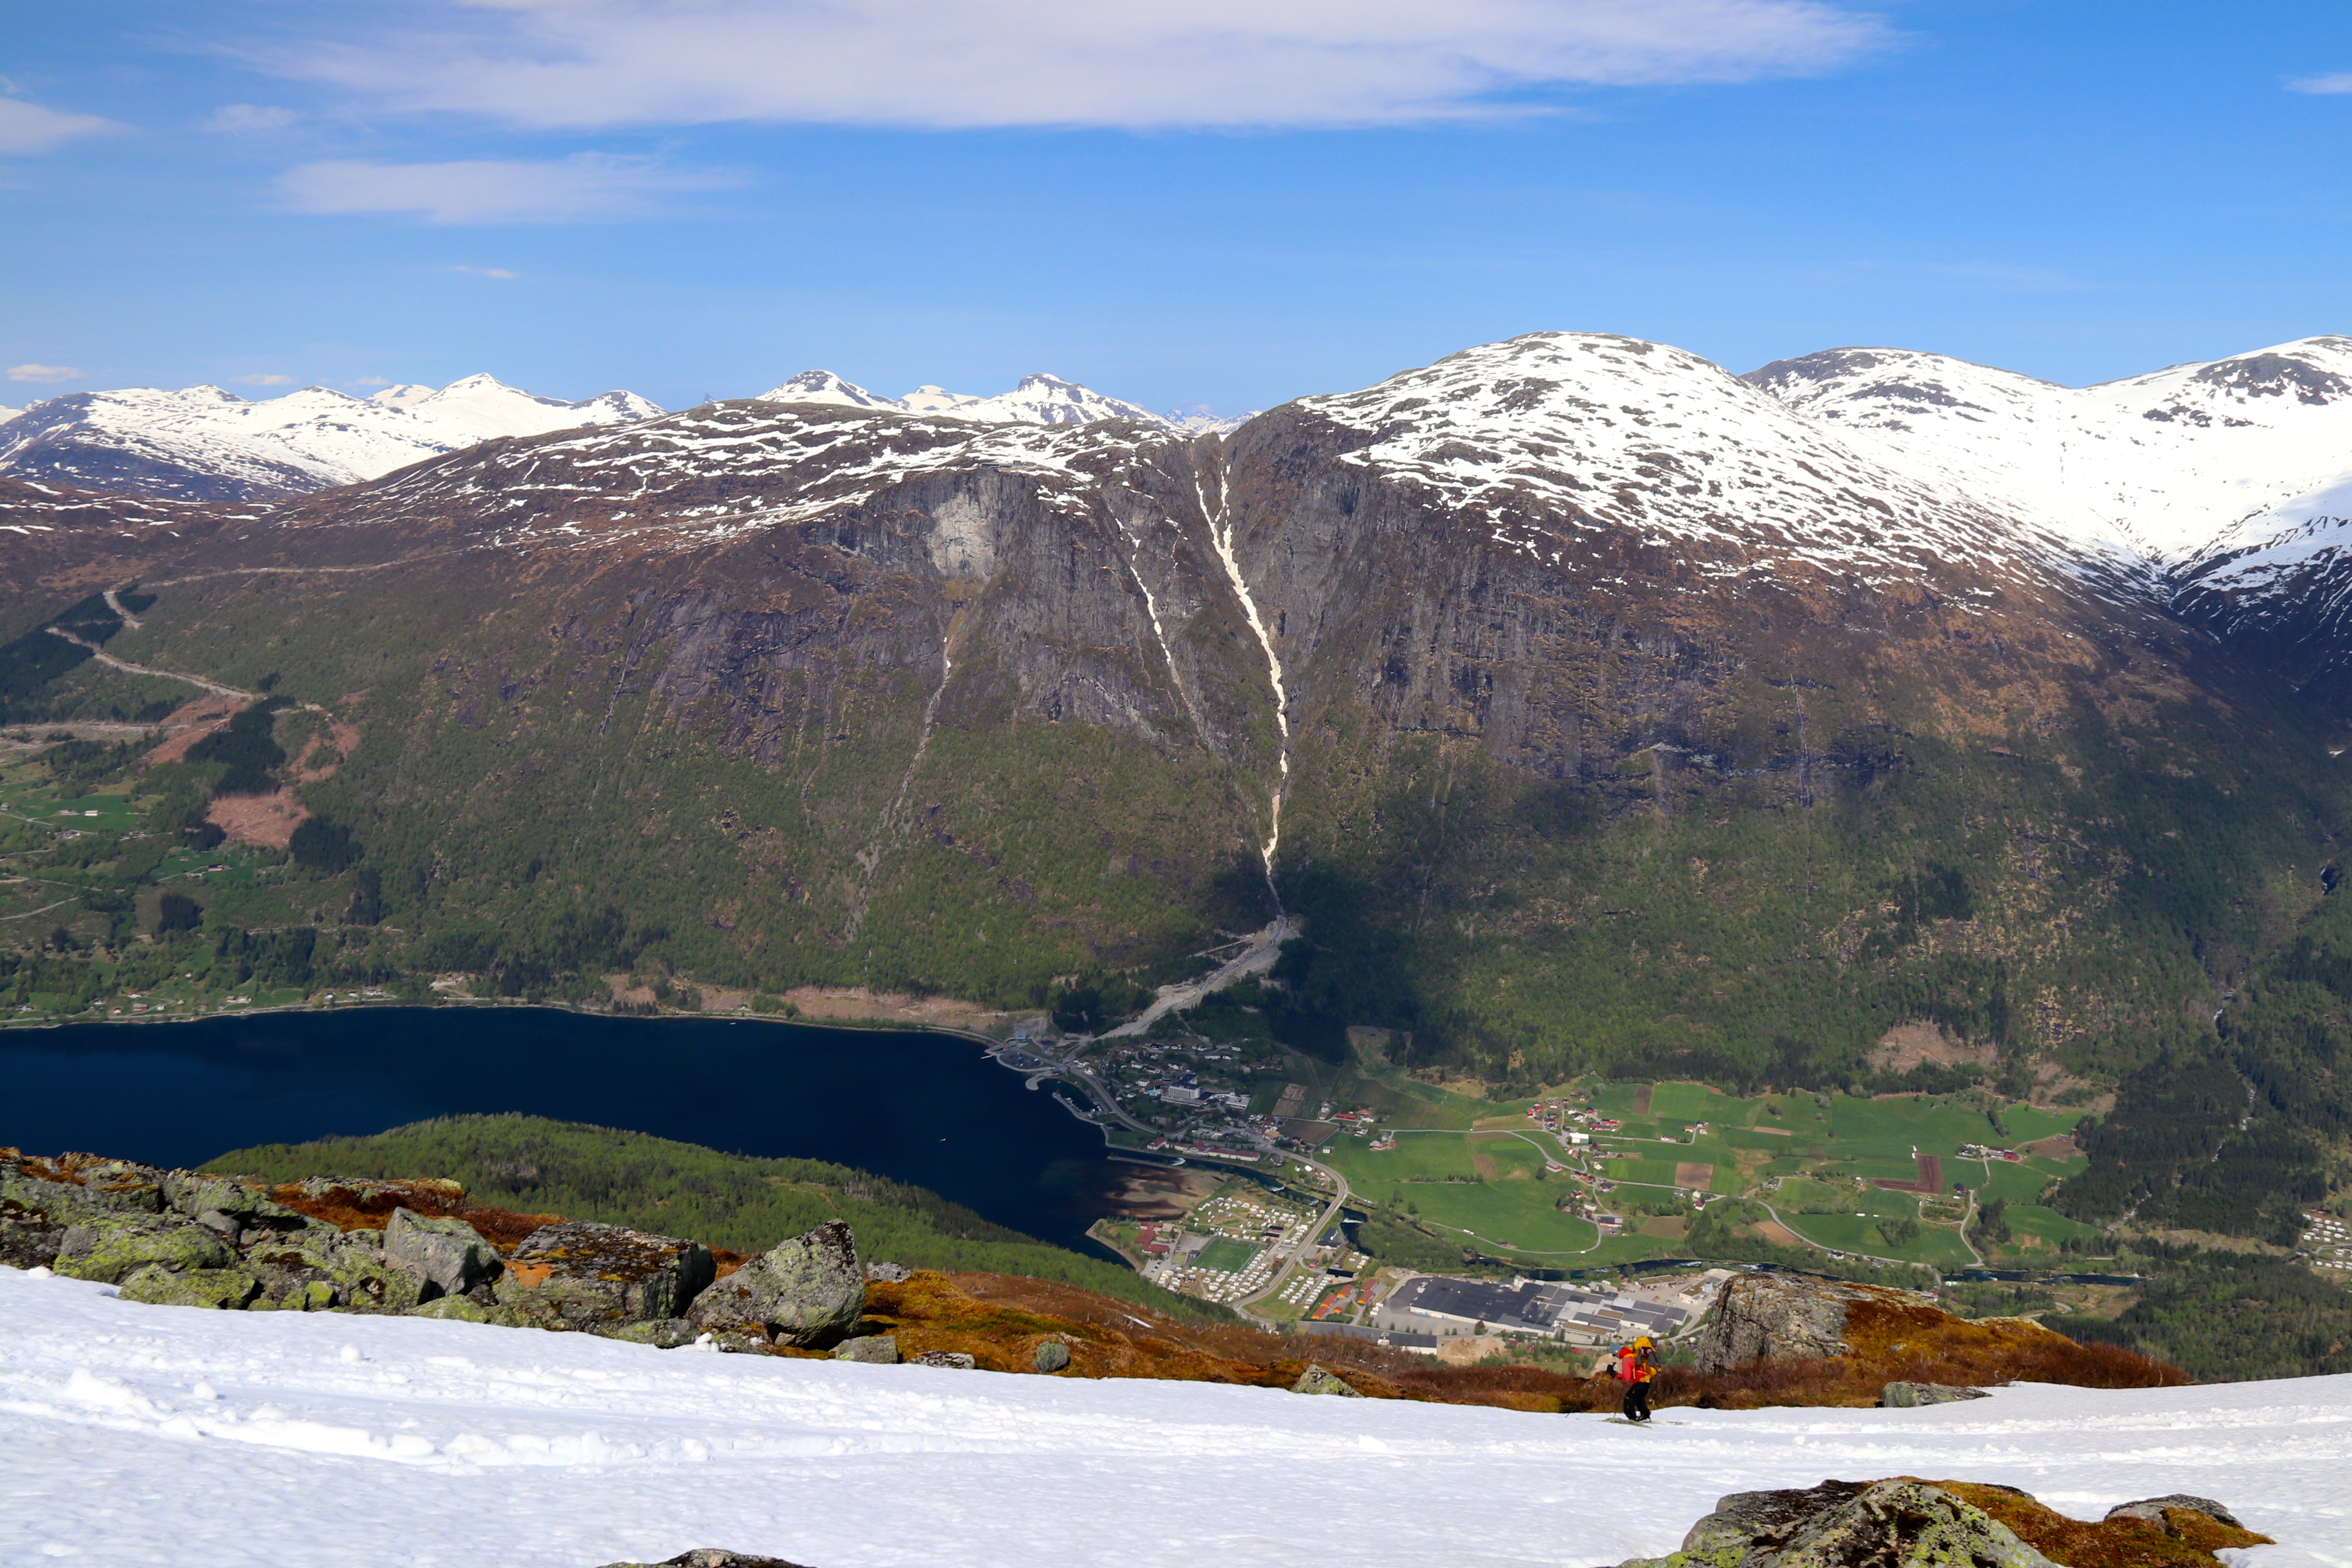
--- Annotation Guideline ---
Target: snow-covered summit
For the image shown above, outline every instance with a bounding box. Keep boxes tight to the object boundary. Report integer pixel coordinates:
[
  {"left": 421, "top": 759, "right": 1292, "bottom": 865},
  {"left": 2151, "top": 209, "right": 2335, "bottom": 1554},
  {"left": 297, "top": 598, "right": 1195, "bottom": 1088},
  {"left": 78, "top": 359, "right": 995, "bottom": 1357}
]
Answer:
[
  {"left": 1298, "top": 331, "right": 2085, "bottom": 589},
  {"left": 1744, "top": 336, "right": 2352, "bottom": 564},
  {"left": 758, "top": 370, "right": 1174, "bottom": 429},
  {"left": 0, "top": 376, "right": 665, "bottom": 502},
  {"left": 2, "top": 1265, "right": 2346, "bottom": 1568}
]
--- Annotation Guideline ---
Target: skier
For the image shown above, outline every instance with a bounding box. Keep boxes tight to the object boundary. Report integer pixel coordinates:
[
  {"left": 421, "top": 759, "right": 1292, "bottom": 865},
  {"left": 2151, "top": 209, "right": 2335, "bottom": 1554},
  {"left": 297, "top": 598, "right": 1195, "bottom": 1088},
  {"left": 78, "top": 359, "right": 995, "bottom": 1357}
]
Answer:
[{"left": 1616, "top": 1334, "right": 1658, "bottom": 1423}]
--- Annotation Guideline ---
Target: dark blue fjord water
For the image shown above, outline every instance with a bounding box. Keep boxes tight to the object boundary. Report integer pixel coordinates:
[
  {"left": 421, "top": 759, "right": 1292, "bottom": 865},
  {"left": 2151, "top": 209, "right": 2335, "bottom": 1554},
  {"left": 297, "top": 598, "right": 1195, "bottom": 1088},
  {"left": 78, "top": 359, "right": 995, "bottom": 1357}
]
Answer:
[{"left": 0, "top": 1008, "right": 1122, "bottom": 1256}]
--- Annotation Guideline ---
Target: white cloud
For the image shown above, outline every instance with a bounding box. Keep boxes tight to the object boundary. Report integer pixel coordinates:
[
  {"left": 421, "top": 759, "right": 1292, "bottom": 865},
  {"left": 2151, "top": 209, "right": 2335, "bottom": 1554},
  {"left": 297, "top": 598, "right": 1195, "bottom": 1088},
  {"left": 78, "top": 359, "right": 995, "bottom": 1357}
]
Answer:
[
  {"left": 272, "top": 0, "right": 1889, "bottom": 131},
  {"left": 232, "top": 373, "right": 298, "bottom": 385},
  {"left": 0, "top": 98, "right": 118, "bottom": 154},
  {"left": 7, "top": 363, "right": 84, "bottom": 383},
  {"left": 349, "top": 376, "right": 394, "bottom": 387},
  {"left": 204, "top": 103, "right": 302, "bottom": 133},
  {"left": 453, "top": 264, "right": 517, "bottom": 278},
  {"left": 2287, "top": 72, "right": 2352, "bottom": 95},
  {"left": 276, "top": 152, "right": 737, "bottom": 223}
]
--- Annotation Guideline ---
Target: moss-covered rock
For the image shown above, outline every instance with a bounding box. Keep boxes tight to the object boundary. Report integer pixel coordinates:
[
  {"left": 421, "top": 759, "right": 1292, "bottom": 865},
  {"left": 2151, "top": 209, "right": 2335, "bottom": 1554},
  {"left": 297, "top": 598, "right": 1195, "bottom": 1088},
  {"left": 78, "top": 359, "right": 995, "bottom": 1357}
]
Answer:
[
  {"left": 1622, "top": 1481, "right": 2058, "bottom": 1568},
  {"left": 118, "top": 1264, "right": 261, "bottom": 1310},
  {"left": 685, "top": 1220, "right": 859, "bottom": 1347},
  {"left": 1292, "top": 1364, "right": 1363, "bottom": 1396},
  {"left": 495, "top": 1221, "right": 715, "bottom": 1330},
  {"left": 410, "top": 1295, "right": 491, "bottom": 1323},
  {"left": 54, "top": 1216, "right": 235, "bottom": 1284}
]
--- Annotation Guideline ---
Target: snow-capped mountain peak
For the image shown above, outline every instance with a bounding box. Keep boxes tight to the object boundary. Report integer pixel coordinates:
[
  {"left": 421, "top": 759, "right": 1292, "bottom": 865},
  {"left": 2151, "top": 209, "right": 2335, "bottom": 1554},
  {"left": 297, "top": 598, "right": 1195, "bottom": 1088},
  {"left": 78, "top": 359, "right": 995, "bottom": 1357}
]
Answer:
[
  {"left": 1743, "top": 335, "right": 2352, "bottom": 564},
  {"left": 756, "top": 370, "right": 908, "bottom": 412},
  {"left": 757, "top": 370, "right": 1169, "bottom": 429},
  {"left": 963, "top": 372, "right": 1160, "bottom": 426},
  {"left": 0, "top": 376, "right": 666, "bottom": 502},
  {"left": 902, "top": 385, "right": 984, "bottom": 413}
]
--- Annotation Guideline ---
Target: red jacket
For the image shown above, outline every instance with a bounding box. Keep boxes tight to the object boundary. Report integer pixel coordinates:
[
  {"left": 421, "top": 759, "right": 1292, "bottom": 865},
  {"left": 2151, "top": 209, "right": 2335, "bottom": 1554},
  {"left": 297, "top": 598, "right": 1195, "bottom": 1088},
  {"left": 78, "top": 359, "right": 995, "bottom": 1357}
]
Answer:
[{"left": 1617, "top": 1345, "right": 1657, "bottom": 1382}]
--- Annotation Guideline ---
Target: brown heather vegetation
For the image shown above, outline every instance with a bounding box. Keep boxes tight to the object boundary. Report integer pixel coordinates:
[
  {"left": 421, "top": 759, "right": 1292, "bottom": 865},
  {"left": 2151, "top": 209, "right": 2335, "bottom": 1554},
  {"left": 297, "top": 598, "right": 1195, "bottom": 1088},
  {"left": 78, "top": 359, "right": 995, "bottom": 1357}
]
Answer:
[
  {"left": 240, "top": 1169, "right": 2187, "bottom": 1415},
  {"left": 1928, "top": 1483, "right": 2271, "bottom": 1568}
]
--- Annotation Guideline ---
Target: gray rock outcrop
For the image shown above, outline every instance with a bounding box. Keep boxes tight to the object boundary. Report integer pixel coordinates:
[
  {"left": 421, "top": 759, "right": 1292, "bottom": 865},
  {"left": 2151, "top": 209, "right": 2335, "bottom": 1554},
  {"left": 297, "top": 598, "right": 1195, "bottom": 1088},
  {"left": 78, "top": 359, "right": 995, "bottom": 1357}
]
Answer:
[
  {"left": 2105, "top": 1495, "right": 2244, "bottom": 1529},
  {"left": 55, "top": 1216, "right": 236, "bottom": 1284},
  {"left": 864, "top": 1260, "right": 911, "bottom": 1283},
  {"left": 1620, "top": 1480, "right": 2059, "bottom": 1568},
  {"left": 835, "top": 1335, "right": 900, "bottom": 1364},
  {"left": 1882, "top": 1381, "right": 1991, "bottom": 1408},
  {"left": 1292, "top": 1364, "right": 1363, "bottom": 1396},
  {"left": 385, "top": 1207, "right": 505, "bottom": 1297},
  {"left": 118, "top": 1264, "right": 263, "bottom": 1310},
  {"left": 1694, "top": 1273, "right": 1862, "bottom": 1372},
  {"left": 915, "top": 1351, "right": 976, "bottom": 1369},
  {"left": 494, "top": 1221, "right": 716, "bottom": 1330},
  {"left": 686, "top": 1220, "right": 862, "bottom": 1348}
]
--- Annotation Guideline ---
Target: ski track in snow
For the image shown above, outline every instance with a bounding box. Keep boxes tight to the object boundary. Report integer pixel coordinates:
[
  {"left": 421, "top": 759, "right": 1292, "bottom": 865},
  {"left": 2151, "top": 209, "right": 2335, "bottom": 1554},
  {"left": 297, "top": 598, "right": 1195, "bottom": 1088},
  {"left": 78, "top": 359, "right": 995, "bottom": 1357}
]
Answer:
[{"left": 4, "top": 1269, "right": 2349, "bottom": 1568}]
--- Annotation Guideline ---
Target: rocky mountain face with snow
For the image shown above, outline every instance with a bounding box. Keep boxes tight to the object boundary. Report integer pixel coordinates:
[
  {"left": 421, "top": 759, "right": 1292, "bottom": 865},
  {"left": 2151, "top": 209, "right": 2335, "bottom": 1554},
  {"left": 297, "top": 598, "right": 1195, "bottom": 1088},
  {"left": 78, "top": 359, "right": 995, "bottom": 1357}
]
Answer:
[
  {"left": 18, "top": 328, "right": 2352, "bottom": 1241},
  {"left": 0, "top": 377, "right": 664, "bottom": 503}
]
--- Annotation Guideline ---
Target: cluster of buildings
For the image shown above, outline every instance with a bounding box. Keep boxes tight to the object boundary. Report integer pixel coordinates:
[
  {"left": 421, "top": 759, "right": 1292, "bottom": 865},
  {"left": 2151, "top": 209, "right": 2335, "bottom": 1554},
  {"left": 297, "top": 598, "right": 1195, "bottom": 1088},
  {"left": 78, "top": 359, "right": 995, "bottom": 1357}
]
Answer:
[
  {"left": 1372, "top": 1269, "right": 1730, "bottom": 1346},
  {"left": 2302, "top": 1210, "right": 2352, "bottom": 1273}
]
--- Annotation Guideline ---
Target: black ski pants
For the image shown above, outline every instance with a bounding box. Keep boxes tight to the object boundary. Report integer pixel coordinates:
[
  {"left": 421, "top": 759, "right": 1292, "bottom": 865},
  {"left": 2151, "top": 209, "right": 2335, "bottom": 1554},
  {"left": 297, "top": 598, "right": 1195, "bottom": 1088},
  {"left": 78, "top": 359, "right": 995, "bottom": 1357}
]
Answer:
[{"left": 1622, "top": 1379, "right": 1652, "bottom": 1421}]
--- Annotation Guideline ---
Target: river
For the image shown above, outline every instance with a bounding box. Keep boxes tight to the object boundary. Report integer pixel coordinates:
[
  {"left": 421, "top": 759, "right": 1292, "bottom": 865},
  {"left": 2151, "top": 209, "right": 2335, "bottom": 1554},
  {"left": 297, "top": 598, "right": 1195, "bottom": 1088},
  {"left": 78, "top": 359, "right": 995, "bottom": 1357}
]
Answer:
[{"left": 0, "top": 1007, "right": 1127, "bottom": 1256}]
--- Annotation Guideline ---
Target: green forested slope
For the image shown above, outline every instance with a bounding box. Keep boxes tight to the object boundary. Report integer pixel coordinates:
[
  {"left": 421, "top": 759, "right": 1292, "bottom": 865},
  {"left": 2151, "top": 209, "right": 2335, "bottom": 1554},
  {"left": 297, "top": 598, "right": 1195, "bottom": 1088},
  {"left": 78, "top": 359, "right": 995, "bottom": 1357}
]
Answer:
[{"left": 203, "top": 1114, "right": 1228, "bottom": 1322}]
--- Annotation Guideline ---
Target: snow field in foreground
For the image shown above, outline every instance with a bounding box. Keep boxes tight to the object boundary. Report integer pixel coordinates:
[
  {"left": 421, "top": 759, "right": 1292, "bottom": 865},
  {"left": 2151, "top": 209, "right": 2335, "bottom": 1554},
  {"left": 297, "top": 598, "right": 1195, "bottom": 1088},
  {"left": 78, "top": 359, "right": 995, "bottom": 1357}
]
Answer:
[{"left": 2, "top": 1267, "right": 2347, "bottom": 1568}]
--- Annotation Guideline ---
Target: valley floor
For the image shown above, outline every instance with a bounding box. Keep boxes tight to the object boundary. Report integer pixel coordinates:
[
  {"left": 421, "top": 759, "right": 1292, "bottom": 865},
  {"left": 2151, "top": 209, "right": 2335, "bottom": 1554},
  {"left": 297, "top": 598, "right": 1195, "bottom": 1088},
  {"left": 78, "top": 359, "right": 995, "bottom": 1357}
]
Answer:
[{"left": 2, "top": 1267, "right": 2347, "bottom": 1568}]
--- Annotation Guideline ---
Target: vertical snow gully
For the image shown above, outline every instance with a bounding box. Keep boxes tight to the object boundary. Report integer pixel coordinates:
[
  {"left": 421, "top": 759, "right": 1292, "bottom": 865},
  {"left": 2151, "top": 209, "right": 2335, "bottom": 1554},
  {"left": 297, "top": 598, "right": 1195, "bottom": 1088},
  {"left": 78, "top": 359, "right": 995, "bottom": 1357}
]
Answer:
[{"left": 1194, "top": 458, "right": 1290, "bottom": 900}]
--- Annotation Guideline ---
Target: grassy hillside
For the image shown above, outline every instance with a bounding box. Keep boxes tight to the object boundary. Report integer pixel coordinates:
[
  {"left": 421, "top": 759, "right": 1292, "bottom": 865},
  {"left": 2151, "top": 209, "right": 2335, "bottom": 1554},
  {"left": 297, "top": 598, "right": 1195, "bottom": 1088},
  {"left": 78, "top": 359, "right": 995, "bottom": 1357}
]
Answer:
[{"left": 202, "top": 1114, "right": 1229, "bottom": 1323}]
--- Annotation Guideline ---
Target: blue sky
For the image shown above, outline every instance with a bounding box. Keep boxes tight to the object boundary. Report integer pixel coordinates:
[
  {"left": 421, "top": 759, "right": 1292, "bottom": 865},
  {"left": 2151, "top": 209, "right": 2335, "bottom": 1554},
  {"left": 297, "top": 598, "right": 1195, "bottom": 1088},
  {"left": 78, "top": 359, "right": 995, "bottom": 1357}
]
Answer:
[{"left": 3, "top": 1, "right": 2348, "bottom": 415}]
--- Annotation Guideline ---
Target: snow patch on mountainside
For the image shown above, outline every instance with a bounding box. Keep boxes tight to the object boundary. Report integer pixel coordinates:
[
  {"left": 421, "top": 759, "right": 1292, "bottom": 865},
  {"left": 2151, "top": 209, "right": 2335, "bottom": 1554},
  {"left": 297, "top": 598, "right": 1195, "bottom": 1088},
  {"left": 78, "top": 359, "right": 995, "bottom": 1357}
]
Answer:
[
  {"left": 1745, "top": 337, "right": 2352, "bottom": 565},
  {"left": 3, "top": 1267, "right": 2348, "bottom": 1568},
  {"left": 0, "top": 376, "right": 665, "bottom": 502},
  {"left": 1302, "top": 332, "right": 2105, "bottom": 593}
]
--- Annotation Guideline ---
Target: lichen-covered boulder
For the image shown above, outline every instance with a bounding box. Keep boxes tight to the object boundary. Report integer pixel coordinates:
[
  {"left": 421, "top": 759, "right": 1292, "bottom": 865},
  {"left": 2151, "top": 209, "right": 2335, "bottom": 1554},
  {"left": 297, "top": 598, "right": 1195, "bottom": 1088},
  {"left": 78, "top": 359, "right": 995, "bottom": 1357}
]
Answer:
[
  {"left": 118, "top": 1264, "right": 261, "bottom": 1310},
  {"left": 0, "top": 1196, "right": 65, "bottom": 1269},
  {"left": 410, "top": 1295, "right": 492, "bottom": 1323},
  {"left": 865, "top": 1260, "right": 912, "bottom": 1283},
  {"left": 1620, "top": 1481, "right": 2058, "bottom": 1568},
  {"left": 686, "top": 1220, "right": 861, "bottom": 1348},
  {"left": 603, "top": 1318, "right": 702, "bottom": 1348},
  {"left": 240, "top": 1230, "right": 424, "bottom": 1314},
  {"left": 835, "top": 1335, "right": 900, "bottom": 1364},
  {"left": 160, "top": 1172, "right": 315, "bottom": 1241},
  {"left": 494, "top": 1221, "right": 715, "bottom": 1330},
  {"left": 2105, "top": 1495, "right": 2244, "bottom": 1529},
  {"left": 915, "top": 1350, "right": 977, "bottom": 1369},
  {"left": 1694, "top": 1274, "right": 1862, "bottom": 1372},
  {"left": 54, "top": 1216, "right": 235, "bottom": 1284},
  {"left": 1033, "top": 1340, "right": 1071, "bottom": 1373},
  {"left": 1882, "top": 1381, "right": 1991, "bottom": 1408},
  {"left": 2, "top": 1152, "right": 165, "bottom": 1223},
  {"left": 1292, "top": 1364, "right": 1363, "bottom": 1397},
  {"left": 385, "top": 1207, "right": 504, "bottom": 1297}
]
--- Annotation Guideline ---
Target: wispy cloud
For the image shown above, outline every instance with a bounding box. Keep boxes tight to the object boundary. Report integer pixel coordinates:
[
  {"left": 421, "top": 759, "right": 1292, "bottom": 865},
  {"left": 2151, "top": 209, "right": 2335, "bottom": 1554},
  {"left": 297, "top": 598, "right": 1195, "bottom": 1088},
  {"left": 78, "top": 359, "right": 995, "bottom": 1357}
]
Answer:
[
  {"left": 268, "top": 0, "right": 1891, "bottom": 131},
  {"left": 0, "top": 98, "right": 119, "bottom": 154},
  {"left": 349, "top": 376, "right": 395, "bottom": 387},
  {"left": 232, "top": 372, "right": 297, "bottom": 385},
  {"left": 452, "top": 264, "right": 517, "bottom": 278},
  {"left": 204, "top": 103, "right": 302, "bottom": 133},
  {"left": 276, "top": 153, "right": 739, "bottom": 223},
  {"left": 7, "top": 364, "right": 85, "bottom": 383},
  {"left": 2287, "top": 72, "right": 2352, "bottom": 95}
]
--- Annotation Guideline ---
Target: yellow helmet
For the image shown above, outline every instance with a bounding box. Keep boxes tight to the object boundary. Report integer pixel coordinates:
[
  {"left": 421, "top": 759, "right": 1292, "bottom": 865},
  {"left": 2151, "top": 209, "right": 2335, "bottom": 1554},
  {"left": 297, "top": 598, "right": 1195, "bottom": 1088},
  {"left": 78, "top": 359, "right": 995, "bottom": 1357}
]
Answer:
[{"left": 1634, "top": 1336, "right": 1653, "bottom": 1349}]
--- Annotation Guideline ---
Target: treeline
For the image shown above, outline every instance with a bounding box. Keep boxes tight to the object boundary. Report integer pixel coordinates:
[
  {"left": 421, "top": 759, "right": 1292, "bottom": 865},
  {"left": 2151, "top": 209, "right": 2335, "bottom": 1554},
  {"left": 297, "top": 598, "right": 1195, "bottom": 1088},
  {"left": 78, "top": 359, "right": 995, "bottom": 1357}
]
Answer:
[{"left": 202, "top": 1114, "right": 1229, "bottom": 1323}]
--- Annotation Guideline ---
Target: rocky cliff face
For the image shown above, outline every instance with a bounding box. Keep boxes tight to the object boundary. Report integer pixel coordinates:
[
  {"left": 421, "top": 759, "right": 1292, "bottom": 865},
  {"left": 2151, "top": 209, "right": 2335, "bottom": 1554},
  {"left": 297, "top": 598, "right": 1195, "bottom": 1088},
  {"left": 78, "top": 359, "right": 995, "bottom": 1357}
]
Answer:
[{"left": 27, "top": 333, "right": 2352, "bottom": 1106}]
